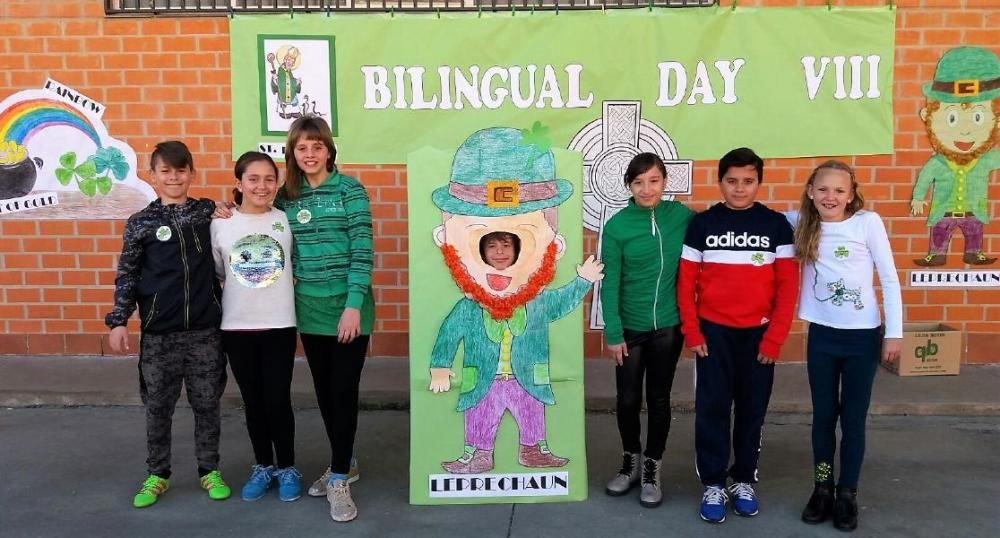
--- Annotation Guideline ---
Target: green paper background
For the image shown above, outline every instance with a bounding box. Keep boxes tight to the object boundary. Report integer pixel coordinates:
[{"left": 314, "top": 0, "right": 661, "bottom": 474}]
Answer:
[
  {"left": 231, "top": 8, "right": 895, "bottom": 163},
  {"left": 407, "top": 145, "right": 587, "bottom": 504}
]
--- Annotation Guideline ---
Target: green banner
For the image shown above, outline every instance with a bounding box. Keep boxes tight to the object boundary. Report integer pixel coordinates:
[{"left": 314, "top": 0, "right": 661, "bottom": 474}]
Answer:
[
  {"left": 231, "top": 8, "right": 895, "bottom": 163},
  {"left": 407, "top": 138, "right": 588, "bottom": 504}
]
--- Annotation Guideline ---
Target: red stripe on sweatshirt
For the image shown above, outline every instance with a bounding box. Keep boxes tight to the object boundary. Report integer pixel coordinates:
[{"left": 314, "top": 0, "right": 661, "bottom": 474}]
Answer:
[{"left": 677, "top": 257, "right": 798, "bottom": 357}]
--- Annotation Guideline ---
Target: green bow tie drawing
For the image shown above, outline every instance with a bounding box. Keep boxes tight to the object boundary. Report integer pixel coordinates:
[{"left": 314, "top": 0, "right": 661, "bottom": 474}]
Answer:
[{"left": 483, "top": 305, "right": 527, "bottom": 343}]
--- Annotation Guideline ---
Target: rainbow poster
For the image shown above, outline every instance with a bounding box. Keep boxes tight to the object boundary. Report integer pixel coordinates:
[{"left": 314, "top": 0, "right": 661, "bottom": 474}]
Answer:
[
  {"left": 0, "top": 98, "right": 103, "bottom": 148},
  {"left": 0, "top": 80, "right": 155, "bottom": 219}
]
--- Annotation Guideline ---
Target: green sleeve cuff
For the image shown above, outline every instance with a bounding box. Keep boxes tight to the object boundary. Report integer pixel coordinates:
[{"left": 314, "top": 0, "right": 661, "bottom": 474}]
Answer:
[
  {"left": 346, "top": 291, "right": 365, "bottom": 310},
  {"left": 604, "top": 332, "right": 625, "bottom": 346}
]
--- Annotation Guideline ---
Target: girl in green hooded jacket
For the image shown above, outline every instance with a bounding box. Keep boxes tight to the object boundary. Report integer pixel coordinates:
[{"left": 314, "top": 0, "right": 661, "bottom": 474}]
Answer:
[{"left": 600, "top": 152, "right": 693, "bottom": 508}]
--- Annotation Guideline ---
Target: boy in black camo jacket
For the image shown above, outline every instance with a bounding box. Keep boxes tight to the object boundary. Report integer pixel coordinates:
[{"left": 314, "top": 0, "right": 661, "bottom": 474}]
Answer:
[{"left": 105, "top": 141, "right": 231, "bottom": 508}]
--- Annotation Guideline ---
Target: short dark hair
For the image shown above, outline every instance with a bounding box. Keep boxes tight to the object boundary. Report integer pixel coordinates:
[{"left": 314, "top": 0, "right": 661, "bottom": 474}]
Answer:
[
  {"left": 624, "top": 152, "right": 668, "bottom": 187},
  {"left": 479, "top": 231, "right": 520, "bottom": 266},
  {"left": 150, "top": 140, "right": 194, "bottom": 171},
  {"left": 232, "top": 151, "right": 279, "bottom": 205},
  {"left": 718, "top": 147, "right": 764, "bottom": 183}
]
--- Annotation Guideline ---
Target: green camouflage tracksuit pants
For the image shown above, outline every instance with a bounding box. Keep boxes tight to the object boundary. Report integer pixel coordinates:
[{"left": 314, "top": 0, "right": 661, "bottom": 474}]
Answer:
[{"left": 139, "top": 327, "right": 226, "bottom": 477}]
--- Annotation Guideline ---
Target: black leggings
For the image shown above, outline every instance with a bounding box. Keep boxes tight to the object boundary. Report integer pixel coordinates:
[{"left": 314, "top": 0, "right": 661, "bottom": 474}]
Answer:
[
  {"left": 301, "top": 333, "right": 369, "bottom": 475},
  {"left": 615, "top": 325, "right": 683, "bottom": 460},
  {"left": 807, "top": 323, "right": 881, "bottom": 490},
  {"left": 223, "top": 327, "right": 298, "bottom": 469}
]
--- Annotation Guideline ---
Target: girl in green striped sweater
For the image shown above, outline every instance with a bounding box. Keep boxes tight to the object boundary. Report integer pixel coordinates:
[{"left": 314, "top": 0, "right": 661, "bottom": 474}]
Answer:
[{"left": 278, "top": 117, "right": 374, "bottom": 523}]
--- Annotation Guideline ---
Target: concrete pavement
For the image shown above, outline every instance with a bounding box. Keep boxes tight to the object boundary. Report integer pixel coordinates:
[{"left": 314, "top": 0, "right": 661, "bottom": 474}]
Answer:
[
  {"left": 2, "top": 407, "right": 998, "bottom": 537},
  {"left": 3, "top": 355, "right": 998, "bottom": 536}
]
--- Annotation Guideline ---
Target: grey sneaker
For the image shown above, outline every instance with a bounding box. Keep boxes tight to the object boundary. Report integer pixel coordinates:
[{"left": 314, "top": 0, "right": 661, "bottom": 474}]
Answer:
[
  {"left": 327, "top": 479, "right": 358, "bottom": 522},
  {"left": 308, "top": 459, "right": 360, "bottom": 497},
  {"left": 605, "top": 452, "right": 641, "bottom": 496},
  {"left": 639, "top": 457, "right": 663, "bottom": 508}
]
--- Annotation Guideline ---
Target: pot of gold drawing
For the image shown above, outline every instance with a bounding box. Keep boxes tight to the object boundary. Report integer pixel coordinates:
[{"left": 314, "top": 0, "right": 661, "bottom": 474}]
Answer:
[{"left": 0, "top": 141, "right": 42, "bottom": 199}]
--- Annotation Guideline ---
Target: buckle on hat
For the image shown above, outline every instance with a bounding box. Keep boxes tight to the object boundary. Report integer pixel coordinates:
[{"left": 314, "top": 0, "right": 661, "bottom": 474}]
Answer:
[
  {"left": 953, "top": 80, "right": 980, "bottom": 97},
  {"left": 486, "top": 180, "right": 520, "bottom": 208}
]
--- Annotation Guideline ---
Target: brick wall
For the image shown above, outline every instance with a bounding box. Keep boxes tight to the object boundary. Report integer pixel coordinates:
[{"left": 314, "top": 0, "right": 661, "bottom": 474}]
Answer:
[{"left": 0, "top": 0, "right": 998, "bottom": 362}]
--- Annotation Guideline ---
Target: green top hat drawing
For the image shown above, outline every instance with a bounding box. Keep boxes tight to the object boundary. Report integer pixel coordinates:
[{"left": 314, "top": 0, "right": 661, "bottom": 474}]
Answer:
[
  {"left": 922, "top": 46, "right": 1000, "bottom": 104},
  {"left": 432, "top": 126, "right": 573, "bottom": 217}
]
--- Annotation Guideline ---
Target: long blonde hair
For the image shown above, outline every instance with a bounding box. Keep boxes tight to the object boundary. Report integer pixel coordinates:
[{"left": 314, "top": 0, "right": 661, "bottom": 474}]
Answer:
[
  {"left": 794, "top": 160, "right": 865, "bottom": 264},
  {"left": 281, "top": 116, "right": 337, "bottom": 201}
]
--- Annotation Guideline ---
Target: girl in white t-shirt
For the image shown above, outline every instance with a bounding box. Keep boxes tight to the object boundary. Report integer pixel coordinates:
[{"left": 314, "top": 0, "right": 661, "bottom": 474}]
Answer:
[
  {"left": 210, "top": 152, "right": 299, "bottom": 503},
  {"left": 789, "top": 160, "right": 902, "bottom": 533}
]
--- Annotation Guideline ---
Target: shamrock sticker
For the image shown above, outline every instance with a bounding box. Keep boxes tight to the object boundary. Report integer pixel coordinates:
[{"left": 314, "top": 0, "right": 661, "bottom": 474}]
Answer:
[{"left": 156, "top": 225, "right": 172, "bottom": 241}]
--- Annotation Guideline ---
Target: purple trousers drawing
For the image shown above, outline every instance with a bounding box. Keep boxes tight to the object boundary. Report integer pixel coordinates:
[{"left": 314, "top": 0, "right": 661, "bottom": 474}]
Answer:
[
  {"left": 929, "top": 215, "right": 983, "bottom": 255},
  {"left": 465, "top": 377, "right": 545, "bottom": 450}
]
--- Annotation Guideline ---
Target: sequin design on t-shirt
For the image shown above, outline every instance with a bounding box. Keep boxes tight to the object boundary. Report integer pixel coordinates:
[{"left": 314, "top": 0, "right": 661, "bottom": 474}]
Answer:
[
  {"left": 229, "top": 233, "right": 285, "bottom": 288},
  {"left": 823, "top": 278, "right": 864, "bottom": 310}
]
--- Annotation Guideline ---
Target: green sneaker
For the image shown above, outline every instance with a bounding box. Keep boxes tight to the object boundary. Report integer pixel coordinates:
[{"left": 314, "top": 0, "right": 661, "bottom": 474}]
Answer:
[
  {"left": 200, "top": 470, "right": 232, "bottom": 501},
  {"left": 133, "top": 475, "right": 169, "bottom": 508}
]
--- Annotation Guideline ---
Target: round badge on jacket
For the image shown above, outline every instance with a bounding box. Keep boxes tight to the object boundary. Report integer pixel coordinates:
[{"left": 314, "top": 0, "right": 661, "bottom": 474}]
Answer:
[
  {"left": 155, "top": 225, "right": 172, "bottom": 241},
  {"left": 296, "top": 209, "right": 312, "bottom": 224}
]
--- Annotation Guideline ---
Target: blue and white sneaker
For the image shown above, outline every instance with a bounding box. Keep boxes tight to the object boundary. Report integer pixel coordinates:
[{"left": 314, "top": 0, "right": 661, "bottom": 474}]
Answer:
[
  {"left": 275, "top": 467, "right": 303, "bottom": 502},
  {"left": 729, "top": 482, "right": 760, "bottom": 517},
  {"left": 700, "top": 485, "right": 729, "bottom": 523},
  {"left": 240, "top": 464, "right": 274, "bottom": 501}
]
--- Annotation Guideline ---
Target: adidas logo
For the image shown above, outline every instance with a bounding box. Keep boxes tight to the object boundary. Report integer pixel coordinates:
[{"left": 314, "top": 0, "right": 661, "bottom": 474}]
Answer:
[{"left": 705, "top": 232, "right": 771, "bottom": 249}]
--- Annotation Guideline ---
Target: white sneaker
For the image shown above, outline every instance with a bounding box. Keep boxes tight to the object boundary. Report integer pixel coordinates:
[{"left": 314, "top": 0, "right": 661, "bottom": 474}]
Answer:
[
  {"left": 308, "top": 459, "right": 360, "bottom": 497},
  {"left": 327, "top": 479, "right": 358, "bottom": 522}
]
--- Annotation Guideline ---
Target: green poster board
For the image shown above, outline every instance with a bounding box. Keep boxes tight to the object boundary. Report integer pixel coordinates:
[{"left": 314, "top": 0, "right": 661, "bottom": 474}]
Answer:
[{"left": 231, "top": 8, "right": 895, "bottom": 163}]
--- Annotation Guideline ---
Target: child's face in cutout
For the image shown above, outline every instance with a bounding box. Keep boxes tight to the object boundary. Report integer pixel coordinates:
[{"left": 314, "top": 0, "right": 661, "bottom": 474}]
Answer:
[
  {"left": 484, "top": 237, "right": 516, "bottom": 270},
  {"left": 238, "top": 160, "right": 278, "bottom": 211},
  {"left": 293, "top": 136, "right": 329, "bottom": 179},
  {"left": 719, "top": 164, "right": 760, "bottom": 210},
  {"left": 150, "top": 158, "right": 193, "bottom": 205},
  {"left": 808, "top": 168, "right": 854, "bottom": 223}
]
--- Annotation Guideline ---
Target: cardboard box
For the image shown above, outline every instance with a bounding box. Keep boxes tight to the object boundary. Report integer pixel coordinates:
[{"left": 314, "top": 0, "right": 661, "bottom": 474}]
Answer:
[{"left": 882, "top": 323, "right": 962, "bottom": 376}]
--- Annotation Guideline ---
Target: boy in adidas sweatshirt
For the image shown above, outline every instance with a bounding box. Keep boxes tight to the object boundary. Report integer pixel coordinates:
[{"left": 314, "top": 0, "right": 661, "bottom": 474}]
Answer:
[{"left": 677, "top": 148, "right": 799, "bottom": 524}]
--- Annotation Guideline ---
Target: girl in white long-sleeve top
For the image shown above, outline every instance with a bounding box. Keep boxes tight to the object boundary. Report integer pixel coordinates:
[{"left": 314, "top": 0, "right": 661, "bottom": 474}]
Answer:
[
  {"left": 789, "top": 161, "right": 903, "bottom": 531},
  {"left": 787, "top": 160, "right": 903, "bottom": 533}
]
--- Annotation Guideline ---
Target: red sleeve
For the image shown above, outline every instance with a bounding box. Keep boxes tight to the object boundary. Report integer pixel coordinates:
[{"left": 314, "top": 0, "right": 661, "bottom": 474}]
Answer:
[
  {"left": 759, "top": 254, "right": 800, "bottom": 358},
  {"left": 678, "top": 215, "right": 706, "bottom": 348},
  {"left": 677, "top": 257, "right": 704, "bottom": 348}
]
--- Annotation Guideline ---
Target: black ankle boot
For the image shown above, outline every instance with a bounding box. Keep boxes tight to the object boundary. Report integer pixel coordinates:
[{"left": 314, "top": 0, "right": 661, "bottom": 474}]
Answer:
[
  {"left": 801, "top": 482, "right": 834, "bottom": 524},
  {"left": 833, "top": 485, "right": 858, "bottom": 532}
]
